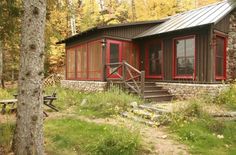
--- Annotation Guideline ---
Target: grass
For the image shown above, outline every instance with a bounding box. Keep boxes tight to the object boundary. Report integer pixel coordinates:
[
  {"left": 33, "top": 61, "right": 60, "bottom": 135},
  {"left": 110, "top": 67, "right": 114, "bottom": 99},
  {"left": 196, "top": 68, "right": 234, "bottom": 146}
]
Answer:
[
  {"left": 45, "top": 86, "right": 142, "bottom": 118},
  {"left": 0, "top": 121, "right": 14, "bottom": 152},
  {"left": 45, "top": 118, "right": 141, "bottom": 155},
  {"left": 167, "top": 99, "right": 236, "bottom": 155},
  {"left": 0, "top": 86, "right": 143, "bottom": 154}
]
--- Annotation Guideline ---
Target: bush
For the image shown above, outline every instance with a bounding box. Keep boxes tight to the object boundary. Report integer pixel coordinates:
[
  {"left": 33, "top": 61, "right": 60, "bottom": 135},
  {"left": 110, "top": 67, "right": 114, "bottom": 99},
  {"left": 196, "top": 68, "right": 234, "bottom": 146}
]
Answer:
[
  {"left": 214, "top": 85, "right": 236, "bottom": 110},
  {"left": 79, "top": 87, "right": 141, "bottom": 117}
]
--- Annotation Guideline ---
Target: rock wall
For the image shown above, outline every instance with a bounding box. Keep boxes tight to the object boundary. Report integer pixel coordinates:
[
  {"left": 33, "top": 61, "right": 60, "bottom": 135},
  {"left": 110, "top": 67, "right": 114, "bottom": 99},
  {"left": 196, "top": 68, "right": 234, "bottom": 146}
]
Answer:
[
  {"left": 156, "top": 82, "right": 229, "bottom": 100},
  {"left": 61, "top": 80, "right": 107, "bottom": 92},
  {"left": 227, "top": 9, "right": 236, "bottom": 82}
]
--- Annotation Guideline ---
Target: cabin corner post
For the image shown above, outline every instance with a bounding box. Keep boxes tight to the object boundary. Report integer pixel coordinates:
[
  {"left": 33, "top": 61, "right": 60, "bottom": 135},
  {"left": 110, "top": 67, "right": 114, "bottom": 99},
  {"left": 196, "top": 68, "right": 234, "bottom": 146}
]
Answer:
[
  {"left": 209, "top": 24, "right": 215, "bottom": 83},
  {"left": 101, "top": 38, "right": 107, "bottom": 81}
]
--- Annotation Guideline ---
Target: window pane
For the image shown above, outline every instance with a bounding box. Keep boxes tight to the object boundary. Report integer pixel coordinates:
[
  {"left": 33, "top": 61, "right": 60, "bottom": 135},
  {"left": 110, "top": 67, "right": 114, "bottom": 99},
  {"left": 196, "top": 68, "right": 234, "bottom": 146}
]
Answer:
[
  {"left": 77, "top": 45, "right": 87, "bottom": 78},
  {"left": 67, "top": 49, "right": 76, "bottom": 79},
  {"left": 110, "top": 43, "right": 119, "bottom": 63},
  {"left": 177, "top": 57, "right": 186, "bottom": 75},
  {"left": 88, "top": 41, "right": 102, "bottom": 79},
  {"left": 186, "top": 38, "right": 195, "bottom": 57},
  {"left": 185, "top": 57, "right": 194, "bottom": 75},
  {"left": 149, "top": 44, "right": 162, "bottom": 76},
  {"left": 216, "top": 37, "right": 224, "bottom": 57},
  {"left": 176, "top": 40, "right": 185, "bottom": 57},
  {"left": 216, "top": 57, "right": 224, "bottom": 77},
  {"left": 175, "top": 37, "right": 195, "bottom": 76},
  {"left": 215, "top": 36, "right": 225, "bottom": 77}
]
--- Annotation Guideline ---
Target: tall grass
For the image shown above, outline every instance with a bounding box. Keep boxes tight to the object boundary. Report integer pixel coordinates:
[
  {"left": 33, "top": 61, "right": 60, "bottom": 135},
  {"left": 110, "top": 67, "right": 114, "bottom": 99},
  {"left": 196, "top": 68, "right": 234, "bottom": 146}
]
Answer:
[
  {"left": 45, "top": 86, "right": 142, "bottom": 117},
  {"left": 214, "top": 85, "right": 236, "bottom": 110}
]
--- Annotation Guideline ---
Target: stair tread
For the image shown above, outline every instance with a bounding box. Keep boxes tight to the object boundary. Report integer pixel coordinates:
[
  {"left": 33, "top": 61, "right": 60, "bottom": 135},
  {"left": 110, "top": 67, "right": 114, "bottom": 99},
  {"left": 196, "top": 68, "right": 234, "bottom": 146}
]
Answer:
[{"left": 144, "top": 94, "right": 173, "bottom": 98}]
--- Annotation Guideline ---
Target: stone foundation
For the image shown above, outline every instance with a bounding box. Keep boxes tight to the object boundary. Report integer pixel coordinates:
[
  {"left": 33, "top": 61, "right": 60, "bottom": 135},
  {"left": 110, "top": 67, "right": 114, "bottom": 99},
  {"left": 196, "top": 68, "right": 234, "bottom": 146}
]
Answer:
[
  {"left": 156, "top": 82, "right": 229, "bottom": 100},
  {"left": 61, "top": 80, "right": 107, "bottom": 92},
  {"left": 227, "top": 9, "right": 236, "bottom": 82}
]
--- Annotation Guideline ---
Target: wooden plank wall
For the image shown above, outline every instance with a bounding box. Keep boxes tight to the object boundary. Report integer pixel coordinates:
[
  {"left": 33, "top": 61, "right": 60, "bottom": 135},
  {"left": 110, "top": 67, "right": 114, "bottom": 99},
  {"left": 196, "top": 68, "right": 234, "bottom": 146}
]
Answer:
[{"left": 138, "top": 26, "right": 215, "bottom": 83}]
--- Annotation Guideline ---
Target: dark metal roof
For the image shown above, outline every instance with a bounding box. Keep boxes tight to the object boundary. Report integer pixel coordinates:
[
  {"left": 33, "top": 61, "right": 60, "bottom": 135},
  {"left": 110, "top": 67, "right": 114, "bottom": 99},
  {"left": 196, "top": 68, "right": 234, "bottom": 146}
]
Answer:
[
  {"left": 56, "top": 19, "right": 168, "bottom": 44},
  {"left": 135, "top": 0, "right": 236, "bottom": 39}
]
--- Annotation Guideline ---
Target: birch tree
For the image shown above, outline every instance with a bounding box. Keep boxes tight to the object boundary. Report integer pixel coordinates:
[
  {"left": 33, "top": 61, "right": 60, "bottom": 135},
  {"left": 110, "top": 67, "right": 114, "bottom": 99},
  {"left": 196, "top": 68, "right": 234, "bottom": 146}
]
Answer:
[{"left": 13, "top": 0, "right": 46, "bottom": 154}]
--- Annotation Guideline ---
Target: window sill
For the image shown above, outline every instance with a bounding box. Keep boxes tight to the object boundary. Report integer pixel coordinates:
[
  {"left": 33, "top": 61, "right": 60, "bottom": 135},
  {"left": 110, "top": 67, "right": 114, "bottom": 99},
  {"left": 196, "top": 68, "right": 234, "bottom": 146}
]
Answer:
[
  {"left": 173, "top": 75, "right": 195, "bottom": 80},
  {"left": 215, "top": 76, "right": 226, "bottom": 80}
]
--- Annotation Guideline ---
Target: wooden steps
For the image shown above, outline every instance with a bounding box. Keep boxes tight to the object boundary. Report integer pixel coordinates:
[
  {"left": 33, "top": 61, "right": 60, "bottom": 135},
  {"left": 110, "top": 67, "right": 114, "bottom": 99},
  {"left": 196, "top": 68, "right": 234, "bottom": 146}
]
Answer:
[{"left": 127, "top": 81, "right": 174, "bottom": 102}]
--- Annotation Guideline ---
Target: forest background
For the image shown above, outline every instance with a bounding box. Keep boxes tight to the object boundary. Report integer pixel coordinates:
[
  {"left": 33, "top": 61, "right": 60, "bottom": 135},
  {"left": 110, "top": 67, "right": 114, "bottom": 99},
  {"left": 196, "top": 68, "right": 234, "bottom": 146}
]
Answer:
[{"left": 0, "top": 0, "right": 220, "bottom": 83}]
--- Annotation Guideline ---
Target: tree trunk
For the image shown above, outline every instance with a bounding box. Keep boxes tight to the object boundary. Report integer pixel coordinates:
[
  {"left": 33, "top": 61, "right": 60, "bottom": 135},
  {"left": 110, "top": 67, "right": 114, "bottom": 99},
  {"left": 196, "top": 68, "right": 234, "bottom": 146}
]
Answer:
[
  {"left": 13, "top": 0, "right": 46, "bottom": 155},
  {"left": 0, "top": 41, "right": 3, "bottom": 88}
]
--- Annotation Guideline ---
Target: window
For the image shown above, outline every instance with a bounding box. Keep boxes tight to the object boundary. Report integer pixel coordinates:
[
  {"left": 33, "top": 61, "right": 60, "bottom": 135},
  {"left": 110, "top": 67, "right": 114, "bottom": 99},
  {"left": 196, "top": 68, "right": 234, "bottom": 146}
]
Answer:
[
  {"left": 215, "top": 35, "right": 227, "bottom": 79},
  {"left": 76, "top": 44, "right": 87, "bottom": 79},
  {"left": 88, "top": 41, "right": 102, "bottom": 79},
  {"left": 174, "top": 36, "right": 195, "bottom": 78},
  {"left": 67, "top": 49, "right": 76, "bottom": 79},
  {"left": 66, "top": 39, "right": 102, "bottom": 80}
]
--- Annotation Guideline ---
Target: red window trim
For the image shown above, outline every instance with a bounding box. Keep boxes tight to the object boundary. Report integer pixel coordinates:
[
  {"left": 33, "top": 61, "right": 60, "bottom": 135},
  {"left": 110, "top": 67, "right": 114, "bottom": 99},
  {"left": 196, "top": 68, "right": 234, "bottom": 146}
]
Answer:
[
  {"left": 145, "top": 39, "right": 164, "bottom": 79},
  {"left": 172, "top": 35, "right": 196, "bottom": 80},
  {"left": 214, "top": 33, "right": 227, "bottom": 80},
  {"left": 65, "top": 39, "right": 103, "bottom": 81}
]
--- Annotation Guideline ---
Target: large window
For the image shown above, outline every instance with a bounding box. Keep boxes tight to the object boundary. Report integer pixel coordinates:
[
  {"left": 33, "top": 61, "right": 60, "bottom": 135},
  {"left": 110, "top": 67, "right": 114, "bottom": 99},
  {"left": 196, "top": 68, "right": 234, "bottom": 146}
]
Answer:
[
  {"left": 215, "top": 35, "right": 227, "bottom": 79},
  {"left": 67, "top": 49, "right": 76, "bottom": 79},
  {"left": 66, "top": 40, "right": 102, "bottom": 80},
  {"left": 174, "top": 36, "right": 195, "bottom": 78}
]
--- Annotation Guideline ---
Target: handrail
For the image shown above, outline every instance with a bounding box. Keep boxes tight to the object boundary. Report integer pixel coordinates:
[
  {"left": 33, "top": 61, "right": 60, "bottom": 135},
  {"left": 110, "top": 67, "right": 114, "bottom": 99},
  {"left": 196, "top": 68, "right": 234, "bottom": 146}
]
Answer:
[{"left": 105, "top": 60, "right": 145, "bottom": 98}]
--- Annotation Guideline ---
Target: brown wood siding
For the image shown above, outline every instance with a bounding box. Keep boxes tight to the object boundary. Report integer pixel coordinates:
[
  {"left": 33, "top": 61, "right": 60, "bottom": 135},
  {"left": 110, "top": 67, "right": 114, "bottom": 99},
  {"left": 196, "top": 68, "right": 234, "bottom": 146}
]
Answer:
[
  {"left": 138, "top": 26, "right": 215, "bottom": 83},
  {"left": 214, "top": 14, "right": 230, "bottom": 34},
  {"left": 66, "top": 32, "right": 103, "bottom": 48},
  {"left": 103, "top": 24, "right": 158, "bottom": 39}
]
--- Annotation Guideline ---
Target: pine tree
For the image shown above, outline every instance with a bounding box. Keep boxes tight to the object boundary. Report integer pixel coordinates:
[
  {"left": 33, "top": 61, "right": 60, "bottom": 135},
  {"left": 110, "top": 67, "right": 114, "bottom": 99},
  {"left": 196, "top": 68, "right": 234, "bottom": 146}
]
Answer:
[{"left": 13, "top": 0, "right": 46, "bottom": 154}]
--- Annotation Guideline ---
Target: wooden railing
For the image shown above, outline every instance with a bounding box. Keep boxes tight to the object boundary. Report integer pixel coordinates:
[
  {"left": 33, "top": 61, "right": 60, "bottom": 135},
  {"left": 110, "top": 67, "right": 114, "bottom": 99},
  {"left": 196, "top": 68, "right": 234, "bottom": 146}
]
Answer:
[{"left": 106, "top": 61, "right": 145, "bottom": 98}]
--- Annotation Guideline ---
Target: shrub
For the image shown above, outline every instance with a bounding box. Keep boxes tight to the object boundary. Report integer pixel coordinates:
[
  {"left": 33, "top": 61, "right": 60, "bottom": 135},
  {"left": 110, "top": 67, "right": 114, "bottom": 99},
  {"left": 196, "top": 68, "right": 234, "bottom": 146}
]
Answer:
[
  {"left": 0, "top": 122, "right": 15, "bottom": 152},
  {"left": 214, "top": 85, "right": 236, "bottom": 110},
  {"left": 0, "top": 88, "right": 12, "bottom": 99}
]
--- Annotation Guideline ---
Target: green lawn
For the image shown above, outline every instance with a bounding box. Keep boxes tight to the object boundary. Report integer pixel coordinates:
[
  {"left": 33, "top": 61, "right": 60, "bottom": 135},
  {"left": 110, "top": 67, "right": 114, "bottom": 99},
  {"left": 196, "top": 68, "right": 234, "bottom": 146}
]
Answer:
[
  {"left": 45, "top": 118, "right": 140, "bottom": 155},
  {"left": 168, "top": 98, "right": 236, "bottom": 155}
]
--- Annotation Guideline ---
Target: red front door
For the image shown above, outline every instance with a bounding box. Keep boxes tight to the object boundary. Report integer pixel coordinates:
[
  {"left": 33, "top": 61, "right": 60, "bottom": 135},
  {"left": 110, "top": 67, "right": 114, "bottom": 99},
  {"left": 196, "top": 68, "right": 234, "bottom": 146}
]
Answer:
[
  {"left": 106, "top": 40, "right": 122, "bottom": 78},
  {"left": 145, "top": 41, "right": 163, "bottom": 78}
]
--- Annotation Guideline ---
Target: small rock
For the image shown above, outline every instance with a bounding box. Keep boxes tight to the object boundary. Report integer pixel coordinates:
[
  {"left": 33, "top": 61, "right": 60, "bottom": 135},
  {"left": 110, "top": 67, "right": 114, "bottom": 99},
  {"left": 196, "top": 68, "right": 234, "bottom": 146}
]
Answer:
[
  {"left": 80, "top": 99, "right": 87, "bottom": 106},
  {"left": 161, "top": 135, "right": 168, "bottom": 139},
  {"left": 217, "top": 135, "right": 224, "bottom": 139},
  {"left": 130, "top": 102, "right": 138, "bottom": 108}
]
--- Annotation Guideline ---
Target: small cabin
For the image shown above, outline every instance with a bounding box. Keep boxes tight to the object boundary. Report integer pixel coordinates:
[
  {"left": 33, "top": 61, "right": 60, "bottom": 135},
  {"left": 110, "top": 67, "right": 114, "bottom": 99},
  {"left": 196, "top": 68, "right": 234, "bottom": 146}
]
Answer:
[{"left": 58, "top": 1, "right": 236, "bottom": 99}]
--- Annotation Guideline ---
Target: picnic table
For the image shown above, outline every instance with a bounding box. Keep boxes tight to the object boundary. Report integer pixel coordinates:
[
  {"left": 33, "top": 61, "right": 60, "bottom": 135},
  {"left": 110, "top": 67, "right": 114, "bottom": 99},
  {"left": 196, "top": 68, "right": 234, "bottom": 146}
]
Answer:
[
  {"left": 0, "top": 99, "right": 17, "bottom": 114},
  {"left": 0, "top": 93, "right": 58, "bottom": 116}
]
